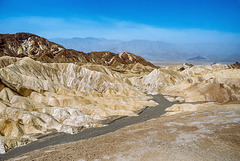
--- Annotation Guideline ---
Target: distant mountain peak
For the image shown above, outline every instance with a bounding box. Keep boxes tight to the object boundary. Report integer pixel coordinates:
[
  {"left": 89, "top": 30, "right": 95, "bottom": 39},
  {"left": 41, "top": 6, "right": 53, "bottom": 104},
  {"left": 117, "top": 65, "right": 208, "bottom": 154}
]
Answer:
[{"left": 187, "top": 56, "right": 206, "bottom": 60}]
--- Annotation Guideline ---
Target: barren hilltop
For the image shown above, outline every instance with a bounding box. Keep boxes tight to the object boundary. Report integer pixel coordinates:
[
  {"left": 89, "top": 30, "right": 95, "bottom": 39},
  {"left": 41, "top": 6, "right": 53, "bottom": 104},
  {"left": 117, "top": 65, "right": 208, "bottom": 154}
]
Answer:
[
  {"left": 0, "top": 33, "right": 155, "bottom": 68},
  {"left": 0, "top": 33, "right": 239, "bottom": 161}
]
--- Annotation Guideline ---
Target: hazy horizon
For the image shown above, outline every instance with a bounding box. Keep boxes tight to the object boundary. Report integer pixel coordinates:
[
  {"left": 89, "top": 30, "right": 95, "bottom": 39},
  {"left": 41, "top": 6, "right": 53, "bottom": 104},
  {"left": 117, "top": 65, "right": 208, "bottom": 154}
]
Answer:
[
  {"left": 50, "top": 36, "right": 240, "bottom": 62},
  {"left": 51, "top": 36, "right": 240, "bottom": 44}
]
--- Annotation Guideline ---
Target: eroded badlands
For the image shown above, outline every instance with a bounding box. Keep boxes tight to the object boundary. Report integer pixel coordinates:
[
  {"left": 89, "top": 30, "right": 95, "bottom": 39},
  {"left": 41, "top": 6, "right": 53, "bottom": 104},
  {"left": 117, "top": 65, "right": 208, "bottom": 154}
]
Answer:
[
  {"left": 0, "top": 33, "right": 239, "bottom": 159},
  {"left": 7, "top": 104, "right": 240, "bottom": 161}
]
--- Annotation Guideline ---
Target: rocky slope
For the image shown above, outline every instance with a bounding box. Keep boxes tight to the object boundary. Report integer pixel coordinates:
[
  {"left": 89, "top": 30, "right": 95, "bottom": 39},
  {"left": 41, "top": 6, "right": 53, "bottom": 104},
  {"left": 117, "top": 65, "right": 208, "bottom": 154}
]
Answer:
[
  {"left": 228, "top": 62, "right": 240, "bottom": 69},
  {"left": 0, "top": 56, "right": 156, "bottom": 153},
  {"left": 129, "top": 63, "right": 240, "bottom": 103},
  {"left": 0, "top": 33, "right": 158, "bottom": 153},
  {"left": 7, "top": 104, "right": 240, "bottom": 161},
  {"left": 0, "top": 33, "right": 239, "bottom": 155},
  {"left": 0, "top": 33, "right": 156, "bottom": 70}
]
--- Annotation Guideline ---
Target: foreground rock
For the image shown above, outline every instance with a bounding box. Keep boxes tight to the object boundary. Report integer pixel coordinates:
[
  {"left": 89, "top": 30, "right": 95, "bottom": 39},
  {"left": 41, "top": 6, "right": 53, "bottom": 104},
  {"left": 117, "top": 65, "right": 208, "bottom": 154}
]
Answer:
[
  {"left": 7, "top": 103, "right": 240, "bottom": 161},
  {"left": 0, "top": 56, "right": 156, "bottom": 153}
]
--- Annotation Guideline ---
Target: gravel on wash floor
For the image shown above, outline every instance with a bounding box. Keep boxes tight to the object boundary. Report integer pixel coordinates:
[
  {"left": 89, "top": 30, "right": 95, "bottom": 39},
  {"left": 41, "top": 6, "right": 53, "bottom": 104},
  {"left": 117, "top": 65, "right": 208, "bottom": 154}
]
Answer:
[
  {"left": 0, "top": 94, "right": 175, "bottom": 161},
  {"left": 7, "top": 104, "right": 240, "bottom": 161}
]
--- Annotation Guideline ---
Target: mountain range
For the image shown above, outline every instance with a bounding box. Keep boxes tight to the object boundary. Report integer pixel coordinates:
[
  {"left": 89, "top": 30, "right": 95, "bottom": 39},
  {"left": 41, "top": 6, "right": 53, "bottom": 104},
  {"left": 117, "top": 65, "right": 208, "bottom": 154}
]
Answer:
[
  {"left": 51, "top": 37, "right": 240, "bottom": 62},
  {"left": 0, "top": 33, "right": 155, "bottom": 68}
]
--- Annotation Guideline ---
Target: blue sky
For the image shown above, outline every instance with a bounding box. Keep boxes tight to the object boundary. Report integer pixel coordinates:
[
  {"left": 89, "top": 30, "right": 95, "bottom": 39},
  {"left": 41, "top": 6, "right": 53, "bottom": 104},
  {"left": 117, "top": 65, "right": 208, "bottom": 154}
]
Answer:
[{"left": 0, "top": 0, "right": 240, "bottom": 43}]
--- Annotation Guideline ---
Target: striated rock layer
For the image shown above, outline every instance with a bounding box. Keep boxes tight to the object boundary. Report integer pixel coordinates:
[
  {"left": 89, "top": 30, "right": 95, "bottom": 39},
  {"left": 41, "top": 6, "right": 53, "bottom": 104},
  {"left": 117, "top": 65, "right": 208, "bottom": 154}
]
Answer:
[
  {"left": 7, "top": 104, "right": 240, "bottom": 161},
  {"left": 0, "top": 56, "right": 156, "bottom": 153},
  {"left": 0, "top": 33, "right": 158, "bottom": 153},
  {"left": 0, "top": 33, "right": 239, "bottom": 154},
  {"left": 130, "top": 63, "right": 240, "bottom": 103}
]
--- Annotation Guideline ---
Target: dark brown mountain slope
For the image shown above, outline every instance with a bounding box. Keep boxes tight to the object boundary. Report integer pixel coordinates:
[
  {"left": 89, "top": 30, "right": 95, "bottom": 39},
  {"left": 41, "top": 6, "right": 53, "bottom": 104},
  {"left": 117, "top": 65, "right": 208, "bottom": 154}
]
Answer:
[
  {"left": 228, "top": 62, "right": 240, "bottom": 69},
  {"left": 0, "top": 33, "right": 156, "bottom": 68}
]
